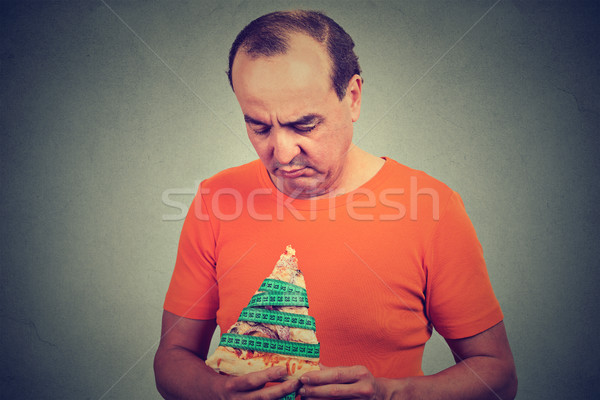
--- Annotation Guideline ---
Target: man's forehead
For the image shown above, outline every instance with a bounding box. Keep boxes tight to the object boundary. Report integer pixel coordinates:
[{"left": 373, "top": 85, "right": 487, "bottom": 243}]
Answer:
[{"left": 232, "top": 33, "right": 331, "bottom": 84}]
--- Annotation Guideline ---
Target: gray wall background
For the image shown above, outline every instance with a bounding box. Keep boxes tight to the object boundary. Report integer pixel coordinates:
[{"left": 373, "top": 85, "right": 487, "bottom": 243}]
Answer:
[{"left": 1, "top": 1, "right": 598, "bottom": 399}]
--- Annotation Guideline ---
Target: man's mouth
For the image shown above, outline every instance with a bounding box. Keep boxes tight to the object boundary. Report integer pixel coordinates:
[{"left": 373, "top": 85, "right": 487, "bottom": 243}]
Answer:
[{"left": 276, "top": 167, "right": 307, "bottom": 179}]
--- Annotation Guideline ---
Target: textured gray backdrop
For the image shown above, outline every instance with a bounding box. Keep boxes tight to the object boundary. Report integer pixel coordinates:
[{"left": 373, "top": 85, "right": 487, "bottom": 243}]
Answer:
[{"left": 1, "top": 1, "right": 599, "bottom": 399}]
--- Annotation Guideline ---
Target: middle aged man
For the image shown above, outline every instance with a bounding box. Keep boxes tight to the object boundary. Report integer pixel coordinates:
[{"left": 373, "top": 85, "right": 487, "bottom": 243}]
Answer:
[{"left": 154, "top": 10, "right": 517, "bottom": 400}]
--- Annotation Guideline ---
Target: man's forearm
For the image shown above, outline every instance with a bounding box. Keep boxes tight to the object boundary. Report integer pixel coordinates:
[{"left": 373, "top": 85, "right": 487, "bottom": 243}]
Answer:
[
  {"left": 154, "top": 345, "right": 224, "bottom": 400},
  {"left": 383, "top": 355, "right": 518, "bottom": 400}
]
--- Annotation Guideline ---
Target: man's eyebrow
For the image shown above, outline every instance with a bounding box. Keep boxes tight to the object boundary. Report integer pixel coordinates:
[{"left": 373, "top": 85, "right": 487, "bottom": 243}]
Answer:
[
  {"left": 281, "top": 114, "right": 323, "bottom": 127},
  {"left": 244, "top": 115, "right": 268, "bottom": 126},
  {"left": 243, "top": 113, "right": 324, "bottom": 127}
]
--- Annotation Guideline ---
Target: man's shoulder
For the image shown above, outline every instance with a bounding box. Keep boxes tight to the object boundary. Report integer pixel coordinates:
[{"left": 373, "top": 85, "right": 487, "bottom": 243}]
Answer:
[
  {"left": 383, "top": 157, "right": 454, "bottom": 195},
  {"left": 201, "top": 159, "right": 263, "bottom": 190}
]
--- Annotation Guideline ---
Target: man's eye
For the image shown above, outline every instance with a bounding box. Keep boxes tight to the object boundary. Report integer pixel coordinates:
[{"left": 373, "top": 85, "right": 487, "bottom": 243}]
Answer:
[
  {"left": 293, "top": 125, "right": 316, "bottom": 133},
  {"left": 250, "top": 125, "right": 270, "bottom": 135}
]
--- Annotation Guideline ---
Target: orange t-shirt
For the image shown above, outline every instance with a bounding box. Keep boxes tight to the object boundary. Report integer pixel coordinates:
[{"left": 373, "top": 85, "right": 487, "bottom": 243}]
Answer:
[{"left": 164, "top": 158, "right": 503, "bottom": 378}]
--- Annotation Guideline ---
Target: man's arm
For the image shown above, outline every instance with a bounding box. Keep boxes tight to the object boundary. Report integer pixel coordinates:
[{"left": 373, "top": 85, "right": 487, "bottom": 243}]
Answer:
[
  {"left": 153, "top": 310, "right": 300, "bottom": 400},
  {"left": 403, "top": 320, "right": 518, "bottom": 400},
  {"left": 298, "top": 321, "right": 517, "bottom": 400}
]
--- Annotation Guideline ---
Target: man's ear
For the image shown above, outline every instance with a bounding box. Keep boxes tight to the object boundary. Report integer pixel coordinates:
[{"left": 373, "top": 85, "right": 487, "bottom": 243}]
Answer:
[{"left": 346, "top": 74, "right": 362, "bottom": 122}]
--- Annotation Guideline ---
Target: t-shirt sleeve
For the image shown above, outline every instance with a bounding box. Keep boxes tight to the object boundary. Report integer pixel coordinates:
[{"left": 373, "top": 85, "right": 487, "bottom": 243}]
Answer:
[
  {"left": 425, "top": 191, "right": 503, "bottom": 339},
  {"left": 163, "top": 185, "right": 219, "bottom": 319}
]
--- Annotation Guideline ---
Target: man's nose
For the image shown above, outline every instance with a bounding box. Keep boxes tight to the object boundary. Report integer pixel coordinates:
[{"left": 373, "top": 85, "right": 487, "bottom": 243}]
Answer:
[{"left": 271, "top": 128, "right": 301, "bottom": 165}]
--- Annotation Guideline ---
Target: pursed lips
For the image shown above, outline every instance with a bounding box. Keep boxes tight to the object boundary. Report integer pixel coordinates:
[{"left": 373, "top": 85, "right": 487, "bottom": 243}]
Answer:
[{"left": 276, "top": 166, "right": 307, "bottom": 179}]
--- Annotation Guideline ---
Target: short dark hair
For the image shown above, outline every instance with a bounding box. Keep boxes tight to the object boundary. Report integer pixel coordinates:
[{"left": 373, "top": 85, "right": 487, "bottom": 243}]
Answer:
[{"left": 227, "top": 10, "right": 362, "bottom": 100}]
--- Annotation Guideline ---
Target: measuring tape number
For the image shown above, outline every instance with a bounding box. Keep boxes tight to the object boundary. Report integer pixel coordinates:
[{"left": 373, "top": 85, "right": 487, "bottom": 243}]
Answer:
[
  {"left": 248, "top": 292, "right": 309, "bottom": 307},
  {"left": 238, "top": 307, "right": 316, "bottom": 330},
  {"left": 219, "top": 333, "right": 320, "bottom": 358},
  {"left": 259, "top": 279, "right": 307, "bottom": 295}
]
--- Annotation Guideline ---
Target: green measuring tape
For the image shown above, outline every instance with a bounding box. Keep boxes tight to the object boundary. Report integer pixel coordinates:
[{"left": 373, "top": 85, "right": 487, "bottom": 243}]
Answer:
[
  {"left": 248, "top": 292, "right": 309, "bottom": 307},
  {"left": 219, "top": 333, "right": 320, "bottom": 358},
  {"left": 238, "top": 307, "right": 316, "bottom": 330},
  {"left": 259, "top": 279, "right": 307, "bottom": 295}
]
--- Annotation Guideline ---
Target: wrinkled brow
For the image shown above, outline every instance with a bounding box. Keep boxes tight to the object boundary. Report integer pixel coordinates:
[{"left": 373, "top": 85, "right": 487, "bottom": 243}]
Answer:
[
  {"left": 243, "top": 113, "right": 323, "bottom": 126},
  {"left": 243, "top": 115, "right": 267, "bottom": 125}
]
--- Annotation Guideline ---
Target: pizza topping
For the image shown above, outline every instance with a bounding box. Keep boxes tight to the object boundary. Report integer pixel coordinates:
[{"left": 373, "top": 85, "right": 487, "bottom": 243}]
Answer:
[
  {"left": 245, "top": 324, "right": 278, "bottom": 339},
  {"left": 275, "top": 324, "right": 291, "bottom": 341}
]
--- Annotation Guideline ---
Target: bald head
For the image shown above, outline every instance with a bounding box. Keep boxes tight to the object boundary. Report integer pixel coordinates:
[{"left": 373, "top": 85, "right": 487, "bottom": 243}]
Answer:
[{"left": 227, "top": 10, "right": 362, "bottom": 100}]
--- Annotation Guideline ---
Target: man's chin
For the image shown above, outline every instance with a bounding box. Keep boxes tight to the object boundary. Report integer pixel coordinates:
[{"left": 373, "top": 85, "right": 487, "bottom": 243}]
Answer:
[
  {"left": 277, "top": 177, "right": 324, "bottom": 199},
  {"left": 268, "top": 169, "right": 332, "bottom": 198}
]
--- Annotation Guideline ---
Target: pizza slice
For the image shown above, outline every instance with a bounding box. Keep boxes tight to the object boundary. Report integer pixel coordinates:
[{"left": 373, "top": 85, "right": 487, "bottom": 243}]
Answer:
[{"left": 206, "top": 245, "right": 320, "bottom": 379}]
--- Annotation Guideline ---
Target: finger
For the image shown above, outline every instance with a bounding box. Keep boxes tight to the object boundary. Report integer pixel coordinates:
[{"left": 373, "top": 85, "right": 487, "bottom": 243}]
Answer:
[
  {"left": 298, "top": 363, "right": 328, "bottom": 384},
  {"left": 299, "top": 383, "right": 355, "bottom": 399},
  {"left": 300, "top": 365, "right": 367, "bottom": 386},
  {"left": 299, "top": 381, "right": 375, "bottom": 399},
  {"left": 256, "top": 378, "right": 300, "bottom": 400},
  {"left": 227, "top": 366, "right": 287, "bottom": 392}
]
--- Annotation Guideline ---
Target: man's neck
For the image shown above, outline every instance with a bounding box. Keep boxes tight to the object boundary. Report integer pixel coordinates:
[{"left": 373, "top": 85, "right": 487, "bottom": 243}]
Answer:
[{"left": 333, "top": 145, "right": 385, "bottom": 196}]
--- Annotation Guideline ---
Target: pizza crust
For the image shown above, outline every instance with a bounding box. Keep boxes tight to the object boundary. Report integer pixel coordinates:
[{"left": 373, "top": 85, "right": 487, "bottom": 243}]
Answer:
[{"left": 206, "top": 345, "right": 320, "bottom": 378}]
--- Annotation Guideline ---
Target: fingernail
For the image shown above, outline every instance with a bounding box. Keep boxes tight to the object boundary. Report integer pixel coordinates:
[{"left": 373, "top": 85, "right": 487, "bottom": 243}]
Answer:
[
  {"left": 299, "top": 388, "right": 306, "bottom": 395},
  {"left": 300, "top": 376, "right": 309, "bottom": 384}
]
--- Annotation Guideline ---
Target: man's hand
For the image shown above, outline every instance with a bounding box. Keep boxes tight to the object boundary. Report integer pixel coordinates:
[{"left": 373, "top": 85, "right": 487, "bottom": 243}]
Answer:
[
  {"left": 154, "top": 312, "right": 300, "bottom": 400},
  {"left": 296, "top": 322, "right": 517, "bottom": 400},
  {"left": 298, "top": 365, "right": 389, "bottom": 399},
  {"left": 213, "top": 366, "right": 300, "bottom": 400}
]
